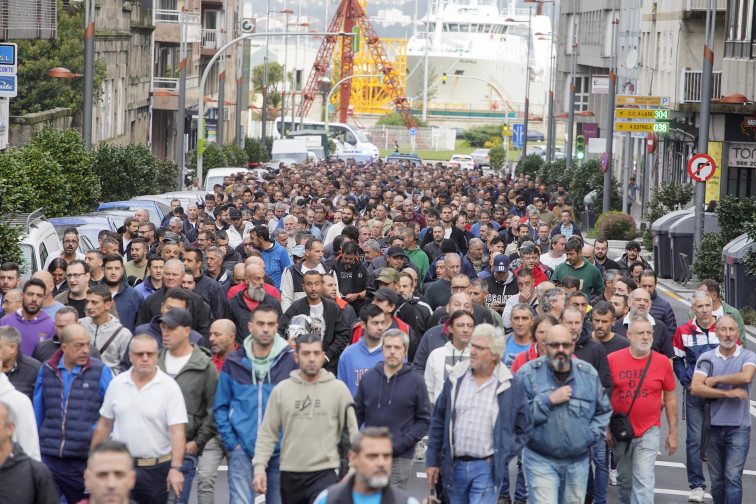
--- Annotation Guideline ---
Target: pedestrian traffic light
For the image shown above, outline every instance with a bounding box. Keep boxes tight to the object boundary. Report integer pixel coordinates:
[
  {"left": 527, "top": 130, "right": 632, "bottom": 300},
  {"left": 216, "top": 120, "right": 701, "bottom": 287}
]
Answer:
[
  {"left": 442, "top": 73, "right": 447, "bottom": 85},
  {"left": 576, "top": 135, "right": 585, "bottom": 160}
]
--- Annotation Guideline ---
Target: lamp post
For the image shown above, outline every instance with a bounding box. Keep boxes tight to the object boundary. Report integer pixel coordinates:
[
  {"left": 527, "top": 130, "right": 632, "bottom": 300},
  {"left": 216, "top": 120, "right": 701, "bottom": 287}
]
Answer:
[
  {"left": 82, "top": 0, "right": 95, "bottom": 150},
  {"left": 291, "top": 21, "right": 309, "bottom": 130},
  {"left": 325, "top": 74, "right": 382, "bottom": 133},
  {"left": 603, "top": 0, "right": 618, "bottom": 213},
  {"left": 279, "top": 9, "right": 293, "bottom": 137},
  {"left": 261, "top": 0, "right": 271, "bottom": 146},
  {"left": 522, "top": 7, "right": 532, "bottom": 158},
  {"left": 565, "top": 0, "right": 578, "bottom": 172},
  {"left": 525, "top": 0, "right": 556, "bottom": 162}
]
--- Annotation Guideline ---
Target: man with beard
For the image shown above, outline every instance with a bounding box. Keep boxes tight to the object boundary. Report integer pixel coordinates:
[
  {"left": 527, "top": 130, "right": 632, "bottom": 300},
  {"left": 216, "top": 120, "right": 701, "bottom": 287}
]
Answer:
[
  {"left": 0, "top": 263, "right": 21, "bottom": 311},
  {"left": 44, "top": 228, "right": 86, "bottom": 270},
  {"left": 329, "top": 242, "right": 369, "bottom": 314},
  {"left": 101, "top": 254, "right": 143, "bottom": 332},
  {"left": 183, "top": 247, "right": 228, "bottom": 320},
  {"left": 124, "top": 238, "right": 149, "bottom": 281},
  {"left": 135, "top": 256, "right": 165, "bottom": 299},
  {"left": 119, "top": 217, "right": 140, "bottom": 258},
  {"left": 616, "top": 241, "right": 651, "bottom": 275},
  {"left": 337, "top": 304, "right": 387, "bottom": 396},
  {"left": 612, "top": 288, "right": 674, "bottom": 359},
  {"left": 314, "top": 428, "right": 419, "bottom": 504},
  {"left": 280, "top": 271, "right": 351, "bottom": 374},
  {"left": 320, "top": 274, "right": 358, "bottom": 330},
  {"left": 593, "top": 239, "right": 621, "bottom": 272},
  {"left": 0, "top": 279, "right": 55, "bottom": 357},
  {"left": 518, "top": 324, "right": 611, "bottom": 504},
  {"left": 421, "top": 205, "right": 468, "bottom": 255},
  {"left": 591, "top": 302, "right": 629, "bottom": 355},
  {"left": 228, "top": 264, "right": 283, "bottom": 345},
  {"left": 607, "top": 315, "right": 678, "bottom": 504},
  {"left": 552, "top": 238, "right": 603, "bottom": 299}
]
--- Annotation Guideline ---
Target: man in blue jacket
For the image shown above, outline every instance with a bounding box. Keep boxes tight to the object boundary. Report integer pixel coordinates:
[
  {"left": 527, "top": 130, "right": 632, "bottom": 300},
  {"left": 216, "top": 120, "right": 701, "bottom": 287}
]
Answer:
[
  {"left": 517, "top": 324, "right": 612, "bottom": 504},
  {"left": 33, "top": 323, "right": 112, "bottom": 504},
  {"left": 338, "top": 304, "right": 387, "bottom": 396},
  {"left": 354, "top": 329, "right": 430, "bottom": 489},
  {"left": 638, "top": 270, "right": 678, "bottom": 343},
  {"left": 213, "top": 304, "right": 297, "bottom": 504},
  {"left": 426, "top": 323, "right": 532, "bottom": 504},
  {"left": 249, "top": 225, "right": 292, "bottom": 289}
]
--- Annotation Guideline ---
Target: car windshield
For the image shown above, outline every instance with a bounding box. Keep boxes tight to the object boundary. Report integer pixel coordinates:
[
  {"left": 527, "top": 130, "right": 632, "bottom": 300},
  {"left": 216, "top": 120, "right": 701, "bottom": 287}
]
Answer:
[
  {"left": 19, "top": 244, "right": 34, "bottom": 280},
  {"left": 354, "top": 129, "right": 369, "bottom": 143}
]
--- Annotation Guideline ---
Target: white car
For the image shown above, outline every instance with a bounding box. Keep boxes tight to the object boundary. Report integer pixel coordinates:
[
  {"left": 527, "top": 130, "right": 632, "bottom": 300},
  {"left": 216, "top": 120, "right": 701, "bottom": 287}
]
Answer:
[
  {"left": 448, "top": 154, "right": 476, "bottom": 170},
  {"left": 15, "top": 209, "right": 63, "bottom": 280}
]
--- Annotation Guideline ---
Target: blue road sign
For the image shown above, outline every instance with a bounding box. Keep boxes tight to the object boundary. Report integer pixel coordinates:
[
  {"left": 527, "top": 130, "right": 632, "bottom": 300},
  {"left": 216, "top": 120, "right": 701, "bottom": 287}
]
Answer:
[
  {"left": 409, "top": 127, "right": 418, "bottom": 136},
  {"left": 512, "top": 124, "right": 524, "bottom": 148},
  {"left": 0, "top": 76, "right": 17, "bottom": 98},
  {"left": 601, "top": 152, "right": 608, "bottom": 172}
]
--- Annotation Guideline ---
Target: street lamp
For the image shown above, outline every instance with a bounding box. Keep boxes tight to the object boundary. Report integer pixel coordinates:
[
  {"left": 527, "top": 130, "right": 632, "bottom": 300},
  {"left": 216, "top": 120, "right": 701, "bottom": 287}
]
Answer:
[
  {"left": 46, "top": 67, "right": 83, "bottom": 78},
  {"left": 525, "top": 0, "right": 556, "bottom": 162},
  {"left": 324, "top": 74, "right": 382, "bottom": 134},
  {"left": 278, "top": 9, "right": 294, "bottom": 136}
]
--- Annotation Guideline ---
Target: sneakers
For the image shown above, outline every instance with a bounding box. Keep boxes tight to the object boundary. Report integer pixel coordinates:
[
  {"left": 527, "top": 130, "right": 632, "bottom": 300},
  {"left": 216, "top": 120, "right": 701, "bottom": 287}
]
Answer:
[
  {"left": 608, "top": 469, "right": 618, "bottom": 486},
  {"left": 688, "top": 487, "right": 705, "bottom": 503},
  {"left": 496, "top": 496, "right": 512, "bottom": 504}
]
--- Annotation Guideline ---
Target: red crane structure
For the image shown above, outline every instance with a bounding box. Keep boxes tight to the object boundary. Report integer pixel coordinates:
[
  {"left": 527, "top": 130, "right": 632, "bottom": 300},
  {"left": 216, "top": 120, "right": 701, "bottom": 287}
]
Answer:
[{"left": 297, "top": 0, "right": 416, "bottom": 128}]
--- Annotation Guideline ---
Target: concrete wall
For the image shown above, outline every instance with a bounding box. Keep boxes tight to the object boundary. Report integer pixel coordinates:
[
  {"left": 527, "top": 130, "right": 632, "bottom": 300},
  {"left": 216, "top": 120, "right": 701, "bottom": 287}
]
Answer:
[{"left": 8, "top": 108, "right": 73, "bottom": 148}]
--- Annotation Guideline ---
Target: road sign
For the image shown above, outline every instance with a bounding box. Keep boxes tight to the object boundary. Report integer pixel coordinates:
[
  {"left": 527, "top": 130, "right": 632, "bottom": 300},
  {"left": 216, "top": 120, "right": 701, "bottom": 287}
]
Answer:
[
  {"left": 0, "top": 43, "right": 17, "bottom": 98},
  {"left": 615, "top": 122, "right": 669, "bottom": 133},
  {"left": 408, "top": 127, "right": 418, "bottom": 136},
  {"left": 615, "top": 109, "right": 669, "bottom": 119},
  {"left": 241, "top": 19, "right": 256, "bottom": 33},
  {"left": 0, "top": 76, "right": 16, "bottom": 98},
  {"left": 616, "top": 95, "right": 670, "bottom": 107},
  {"left": 647, "top": 132, "right": 657, "bottom": 154},
  {"left": 687, "top": 153, "right": 716, "bottom": 182},
  {"left": 601, "top": 152, "right": 608, "bottom": 172},
  {"left": 512, "top": 124, "right": 524, "bottom": 148}
]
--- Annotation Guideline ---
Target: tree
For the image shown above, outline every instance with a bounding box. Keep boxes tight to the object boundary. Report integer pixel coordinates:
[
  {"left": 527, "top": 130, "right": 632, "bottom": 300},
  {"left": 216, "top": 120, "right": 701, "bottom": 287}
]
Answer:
[
  {"left": 375, "top": 112, "right": 428, "bottom": 128},
  {"left": 463, "top": 124, "right": 504, "bottom": 147},
  {"left": 12, "top": 2, "right": 107, "bottom": 116},
  {"left": 252, "top": 62, "right": 284, "bottom": 109},
  {"left": 94, "top": 143, "right": 158, "bottom": 201},
  {"left": 154, "top": 158, "right": 180, "bottom": 193},
  {"left": 517, "top": 154, "right": 543, "bottom": 179},
  {"left": 244, "top": 137, "right": 270, "bottom": 164}
]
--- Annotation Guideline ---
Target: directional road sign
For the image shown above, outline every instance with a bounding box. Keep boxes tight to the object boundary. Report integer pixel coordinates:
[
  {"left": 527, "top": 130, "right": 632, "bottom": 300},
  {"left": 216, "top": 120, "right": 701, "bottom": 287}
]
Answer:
[
  {"left": 615, "top": 122, "right": 669, "bottom": 133},
  {"left": 0, "top": 43, "right": 17, "bottom": 98},
  {"left": 687, "top": 153, "right": 716, "bottom": 182},
  {"left": 512, "top": 124, "right": 524, "bottom": 148},
  {"left": 615, "top": 109, "right": 669, "bottom": 119},
  {"left": 408, "top": 127, "right": 418, "bottom": 136},
  {"left": 616, "top": 95, "right": 670, "bottom": 107}
]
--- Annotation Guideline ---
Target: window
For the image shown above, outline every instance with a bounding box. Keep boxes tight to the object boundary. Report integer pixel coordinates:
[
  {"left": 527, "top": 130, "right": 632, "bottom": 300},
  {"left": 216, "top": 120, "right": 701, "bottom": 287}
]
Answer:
[
  {"left": 725, "top": 0, "right": 755, "bottom": 58},
  {"left": 117, "top": 78, "right": 124, "bottom": 137},
  {"left": 575, "top": 76, "right": 589, "bottom": 111}
]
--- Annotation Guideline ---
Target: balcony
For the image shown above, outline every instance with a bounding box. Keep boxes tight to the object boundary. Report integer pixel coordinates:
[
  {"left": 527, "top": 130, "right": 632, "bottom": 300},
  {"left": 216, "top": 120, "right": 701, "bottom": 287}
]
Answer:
[
  {"left": 685, "top": 0, "right": 726, "bottom": 10},
  {"left": 201, "top": 28, "right": 224, "bottom": 53},
  {"left": 153, "top": 3, "right": 201, "bottom": 44},
  {"left": 680, "top": 70, "right": 722, "bottom": 103},
  {"left": 152, "top": 75, "right": 200, "bottom": 110}
]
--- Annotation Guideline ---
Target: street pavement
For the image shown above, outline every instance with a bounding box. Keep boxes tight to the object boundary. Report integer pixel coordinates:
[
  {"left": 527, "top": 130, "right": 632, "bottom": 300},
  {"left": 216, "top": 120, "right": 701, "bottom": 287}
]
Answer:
[{"left": 190, "top": 246, "right": 756, "bottom": 503}]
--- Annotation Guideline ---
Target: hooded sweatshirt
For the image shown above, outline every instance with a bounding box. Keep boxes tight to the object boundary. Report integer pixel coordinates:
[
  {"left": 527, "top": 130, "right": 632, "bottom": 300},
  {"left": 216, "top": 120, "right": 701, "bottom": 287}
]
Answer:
[
  {"left": 243, "top": 334, "right": 291, "bottom": 385},
  {"left": 80, "top": 315, "right": 133, "bottom": 374},
  {"left": 0, "top": 373, "right": 40, "bottom": 461},
  {"left": 0, "top": 310, "right": 55, "bottom": 357},
  {"left": 337, "top": 337, "right": 385, "bottom": 396},
  {"left": 0, "top": 443, "right": 59, "bottom": 504},
  {"left": 253, "top": 369, "right": 358, "bottom": 474}
]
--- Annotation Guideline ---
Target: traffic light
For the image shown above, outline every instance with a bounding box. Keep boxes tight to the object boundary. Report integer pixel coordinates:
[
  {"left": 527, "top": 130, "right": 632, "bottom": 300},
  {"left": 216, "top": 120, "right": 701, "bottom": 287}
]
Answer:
[
  {"left": 502, "top": 125, "right": 508, "bottom": 136},
  {"left": 576, "top": 135, "right": 585, "bottom": 160},
  {"left": 442, "top": 73, "right": 447, "bottom": 85}
]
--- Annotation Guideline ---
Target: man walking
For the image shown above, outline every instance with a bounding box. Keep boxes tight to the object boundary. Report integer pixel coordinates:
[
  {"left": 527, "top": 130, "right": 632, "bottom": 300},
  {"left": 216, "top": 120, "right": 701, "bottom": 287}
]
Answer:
[
  {"left": 214, "top": 306, "right": 297, "bottom": 504},
  {"left": 253, "top": 333, "right": 358, "bottom": 503},
  {"left": 607, "top": 315, "right": 678, "bottom": 504},
  {"left": 81, "top": 440, "right": 137, "bottom": 504},
  {"left": 0, "top": 279, "right": 55, "bottom": 357},
  {"left": 338, "top": 304, "right": 387, "bottom": 396},
  {"left": 517, "top": 324, "right": 612, "bottom": 504},
  {"left": 81, "top": 285, "right": 133, "bottom": 373},
  {"left": 102, "top": 254, "right": 143, "bottom": 332},
  {"left": 426, "top": 323, "right": 533, "bottom": 504}
]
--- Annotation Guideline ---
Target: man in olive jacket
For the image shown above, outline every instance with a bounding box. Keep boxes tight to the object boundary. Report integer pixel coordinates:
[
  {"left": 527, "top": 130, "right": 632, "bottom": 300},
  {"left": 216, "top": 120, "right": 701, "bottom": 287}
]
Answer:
[{"left": 156, "top": 308, "right": 218, "bottom": 504}]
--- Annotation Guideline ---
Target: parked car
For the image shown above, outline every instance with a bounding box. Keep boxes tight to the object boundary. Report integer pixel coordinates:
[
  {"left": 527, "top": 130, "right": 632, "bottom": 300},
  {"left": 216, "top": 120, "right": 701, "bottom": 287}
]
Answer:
[
  {"left": 96, "top": 201, "right": 168, "bottom": 228},
  {"left": 527, "top": 130, "right": 545, "bottom": 142},
  {"left": 14, "top": 209, "right": 63, "bottom": 280},
  {"left": 48, "top": 216, "right": 117, "bottom": 253},
  {"left": 471, "top": 148, "right": 491, "bottom": 167},
  {"left": 451, "top": 127, "right": 466, "bottom": 139},
  {"left": 448, "top": 154, "right": 476, "bottom": 170}
]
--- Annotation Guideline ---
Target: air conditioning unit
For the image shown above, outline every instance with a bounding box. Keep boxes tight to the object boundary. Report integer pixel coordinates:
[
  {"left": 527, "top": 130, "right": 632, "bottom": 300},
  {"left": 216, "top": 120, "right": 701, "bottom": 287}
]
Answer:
[{"left": 223, "top": 105, "right": 231, "bottom": 121}]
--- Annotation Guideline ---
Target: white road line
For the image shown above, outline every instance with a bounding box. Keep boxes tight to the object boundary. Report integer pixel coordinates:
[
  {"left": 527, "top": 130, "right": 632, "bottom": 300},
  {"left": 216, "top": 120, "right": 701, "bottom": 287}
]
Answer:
[
  {"left": 416, "top": 472, "right": 427, "bottom": 478},
  {"left": 653, "top": 488, "right": 712, "bottom": 498},
  {"left": 255, "top": 495, "right": 265, "bottom": 504},
  {"left": 655, "top": 461, "right": 686, "bottom": 468}
]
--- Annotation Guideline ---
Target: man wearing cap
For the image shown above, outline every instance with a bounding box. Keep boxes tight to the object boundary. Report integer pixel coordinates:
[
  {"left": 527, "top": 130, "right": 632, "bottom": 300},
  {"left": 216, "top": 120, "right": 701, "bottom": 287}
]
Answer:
[
  {"left": 155, "top": 308, "right": 218, "bottom": 504},
  {"left": 280, "top": 238, "right": 337, "bottom": 312},
  {"left": 329, "top": 242, "right": 369, "bottom": 315},
  {"left": 229, "top": 208, "right": 252, "bottom": 239},
  {"left": 375, "top": 267, "right": 401, "bottom": 292},
  {"left": 485, "top": 254, "right": 519, "bottom": 315},
  {"left": 279, "top": 271, "right": 351, "bottom": 373}
]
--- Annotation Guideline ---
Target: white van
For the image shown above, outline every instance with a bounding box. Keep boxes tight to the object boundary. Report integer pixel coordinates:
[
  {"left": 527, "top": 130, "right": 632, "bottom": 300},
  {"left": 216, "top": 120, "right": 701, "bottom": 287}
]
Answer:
[
  {"left": 14, "top": 209, "right": 63, "bottom": 280},
  {"left": 273, "top": 118, "right": 379, "bottom": 162},
  {"left": 204, "top": 167, "right": 251, "bottom": 192}
]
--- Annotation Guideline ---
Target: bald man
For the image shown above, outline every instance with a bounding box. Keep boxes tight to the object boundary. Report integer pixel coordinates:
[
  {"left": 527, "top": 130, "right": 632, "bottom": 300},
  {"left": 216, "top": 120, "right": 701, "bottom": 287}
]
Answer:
[
  {"left": 582, "top": 244, "right": 605, "bottom": 277},
  {"left": 225, "top": 256, "right": 281, "bottom": 301},
  {"left": 227, "top": 264, "right": 283, "bottom": 344},
  {"left": 32, "top": 272, "right": 65, "bottom": 319}
]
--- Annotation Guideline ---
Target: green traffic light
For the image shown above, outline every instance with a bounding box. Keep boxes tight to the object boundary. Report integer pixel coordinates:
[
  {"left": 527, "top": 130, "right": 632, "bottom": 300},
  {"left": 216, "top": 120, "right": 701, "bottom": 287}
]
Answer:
[{"left": 577, "top": 152, "right": 584, "bottom": 159}]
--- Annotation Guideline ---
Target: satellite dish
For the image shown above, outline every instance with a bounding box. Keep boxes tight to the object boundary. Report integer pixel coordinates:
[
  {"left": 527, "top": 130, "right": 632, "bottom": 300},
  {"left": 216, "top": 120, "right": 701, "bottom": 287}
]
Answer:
[{"left": 625, "top": 49, "right": 638, "bottom": 70}]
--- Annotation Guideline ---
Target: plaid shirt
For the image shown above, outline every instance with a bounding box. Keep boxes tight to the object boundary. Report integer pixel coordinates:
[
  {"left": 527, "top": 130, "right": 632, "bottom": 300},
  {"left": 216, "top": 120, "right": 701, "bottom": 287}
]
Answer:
[{"left": 453, "top": 370, "right": 497, "bottom": 458}]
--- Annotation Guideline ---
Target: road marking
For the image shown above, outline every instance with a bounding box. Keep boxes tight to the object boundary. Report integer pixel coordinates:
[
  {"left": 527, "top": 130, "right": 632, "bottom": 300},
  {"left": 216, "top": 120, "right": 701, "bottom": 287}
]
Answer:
[
  {"left": 219, "top": 465, "right": 228, "bottom": 471},
  {"left": 255, "top": 496, "right": 265, "bottom": 504},
  {"left": 417, "top": 472, "right": 427, "bottom": 478},
  {"left": 655, "top": 461, "right": 686, "bottom": 468},
  {"left": 653, "top": 488, "right": 712, "bottom": 498}
]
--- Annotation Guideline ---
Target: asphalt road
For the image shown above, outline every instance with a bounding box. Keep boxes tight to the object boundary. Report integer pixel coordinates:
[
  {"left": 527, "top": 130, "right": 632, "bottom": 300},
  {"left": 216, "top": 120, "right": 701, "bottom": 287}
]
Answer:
[{"left": 190, "top": 263, "right": 756, "bottom": 503}]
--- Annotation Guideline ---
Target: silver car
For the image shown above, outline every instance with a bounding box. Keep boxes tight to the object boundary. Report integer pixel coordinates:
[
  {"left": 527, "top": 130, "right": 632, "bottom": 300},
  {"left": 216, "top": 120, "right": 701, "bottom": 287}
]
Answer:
[{"left": 471, "top": 148, "right": 491, "bottom": 167}]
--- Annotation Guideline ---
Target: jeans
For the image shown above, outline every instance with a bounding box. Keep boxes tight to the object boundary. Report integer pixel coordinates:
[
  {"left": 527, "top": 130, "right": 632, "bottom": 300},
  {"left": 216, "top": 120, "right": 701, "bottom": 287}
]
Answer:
[
  {"left": 42, "top": 455, "right": 87, "bottom": 504},
  {"left": 707, "top": 425, "right": 751, "bottom": 504},
  {"left": 686, "top": 390, "right": 707, "bottom": 489},
  {"left": 446, "top": 459, "right": 498, "bottom": 504},
  {"left": 176, "top": 453, "right": 199, "bottom": 504},
  {"left": 390, "top": 457, "right": 412, "bottom": 489},
  {"left": 522, "top": 448, "right": 589, "bottom": 504},
  {"left": 195, "top": 436, "right": 227, "bottom": 504},
  {"left": 587, "top": 442, "right": 609, "bottom": 504},
  {"left": 133, "top": 461, "right": 170, "bottom": 504},
  {"left": 499, "top": 451, "right": 527, "bottom": 501},
  {"left": 614, "top": 426, "right": 659, "bottom": 504},
  {"left": 229, "top": 446, "right": 281, "bottom": 504}
]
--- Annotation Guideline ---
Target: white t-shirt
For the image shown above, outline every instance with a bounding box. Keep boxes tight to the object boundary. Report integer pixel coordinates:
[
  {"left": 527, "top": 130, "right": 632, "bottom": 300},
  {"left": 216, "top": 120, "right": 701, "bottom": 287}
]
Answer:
[
  {"left": 100, "top": 368, "right": 188, "bottom": 458},
  {"left": 309, "top": 301, "right": 325, "bottom": 340},
  {"left": 540, "top": 252, "right": 566, "bottom": 270},
  {"left": 164, "top": 352, "right": 192, "bottom": 377}
]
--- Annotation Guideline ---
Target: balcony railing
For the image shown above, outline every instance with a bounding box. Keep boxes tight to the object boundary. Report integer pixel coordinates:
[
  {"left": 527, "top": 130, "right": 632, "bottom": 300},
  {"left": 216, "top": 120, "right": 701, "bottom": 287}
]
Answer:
[
  {"left": 680, "top": 70, "right": 722, "bottom": 103},
  {"left": 152, "top": 75, "right": 199, "bottom": 93},
  {"left": 202, "top": 29, "right": 222, "bottom": 49},
  {"left": 686, "top": 0, "right": 726, "bottom": 10},
  {"left": 154, "top": 9, "right": 200, "bottom": 25}
]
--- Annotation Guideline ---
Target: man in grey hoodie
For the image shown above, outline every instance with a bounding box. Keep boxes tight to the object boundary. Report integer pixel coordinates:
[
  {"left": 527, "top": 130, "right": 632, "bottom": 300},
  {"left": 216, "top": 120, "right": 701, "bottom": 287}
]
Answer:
[
  {"left": 80, "top": 285, "right": 132, "bottom": 374},
  {"left": 253, "top": 333, "right": 358, "bottom": 504}
]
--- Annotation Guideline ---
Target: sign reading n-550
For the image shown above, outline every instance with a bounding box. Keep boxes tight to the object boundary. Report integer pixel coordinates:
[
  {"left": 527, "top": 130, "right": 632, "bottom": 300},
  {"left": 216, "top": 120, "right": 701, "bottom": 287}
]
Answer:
[{"left": 615, "top": 122, "right": 668, "bottom": 133}]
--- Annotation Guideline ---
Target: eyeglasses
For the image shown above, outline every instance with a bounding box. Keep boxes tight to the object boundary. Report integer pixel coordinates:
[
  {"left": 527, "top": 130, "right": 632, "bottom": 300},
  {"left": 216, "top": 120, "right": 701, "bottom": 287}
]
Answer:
[
  {"left": 470, "top": 343, "right": 490, "bottom": 353},
  {"left": 130, "top": 351, "right": 157, "bottom": 358},
  {"left": 546, "top": 342, "right": 572, "bottom": 349},
  {"left": 63, "top": 239, "right": 78, "bottom": 244},
  {"left": 65, "top": 272, "right": 87, "bottom": 279},
  {"left": 451, "top": 285, "right": 469, "bottom": 292}
]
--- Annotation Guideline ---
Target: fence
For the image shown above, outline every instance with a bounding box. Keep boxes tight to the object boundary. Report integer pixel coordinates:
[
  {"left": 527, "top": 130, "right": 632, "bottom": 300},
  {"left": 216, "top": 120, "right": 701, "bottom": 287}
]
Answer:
[{"left": 365, "top": 126, "right": 456, "bottom": 152}]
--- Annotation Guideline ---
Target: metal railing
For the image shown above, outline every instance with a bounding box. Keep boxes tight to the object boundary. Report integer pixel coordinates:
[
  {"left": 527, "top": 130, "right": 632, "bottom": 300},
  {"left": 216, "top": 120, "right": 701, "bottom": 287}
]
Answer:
[
  {"left": 154, "top": 9, "right": 200, "bottom": 25},
  {"left": 152, "top": 75, "right": 199, "bottom": 92},
  {"left": 680, "top": 70, "right": 722, "bottom": 103},
  {"left": 686, "top": 0, "right": 727, "bottom": 10},
  {"left": 202, "top": 29, "right": 220, "bottom": 49},
  {"left": 0, "top": 0, "right": 57, "bottom": 40}
]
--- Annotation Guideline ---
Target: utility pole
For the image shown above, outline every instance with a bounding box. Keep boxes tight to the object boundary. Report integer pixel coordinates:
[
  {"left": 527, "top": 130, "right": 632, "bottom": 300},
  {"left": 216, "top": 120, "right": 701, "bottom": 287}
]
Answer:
[
  {"left": 421, "top": 8, "right": 430, "bottom": 122},
  {"left": 176, "top": 10, "right": 188, "bottom": 188},
  {"left": 693, "top": 0, "right": 716, "bottom": 258},
  {"left": 523, "top": 7, "right": 532, "bottom": 158},
  {"left": 218, "top": 65, "right": 225, "bottom": 147},
  {"left": 603, "top": 0, "right": 617, "bottom": 213},
  {"left": 82, "top": 0, "right": 95, "bottom": 150},
  {"left": 565, "top": 0, "right": 577, "bottom": 173},
  {"left": 261, "top": 0, "right": 270, "bottom": 146}
]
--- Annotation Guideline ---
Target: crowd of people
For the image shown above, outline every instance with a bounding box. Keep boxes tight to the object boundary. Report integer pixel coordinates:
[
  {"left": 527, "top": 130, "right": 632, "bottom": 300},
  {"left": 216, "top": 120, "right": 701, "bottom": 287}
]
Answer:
[{"left": 0, "top": 161, "right": 753, "bottom": 504}]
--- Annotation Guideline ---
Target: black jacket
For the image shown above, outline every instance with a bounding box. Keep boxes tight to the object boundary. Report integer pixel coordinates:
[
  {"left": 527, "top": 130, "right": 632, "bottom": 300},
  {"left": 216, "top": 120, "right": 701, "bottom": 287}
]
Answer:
[
  {"left": 5, "top": 354, "right": 41, "bottom": 401},
  {"left": 227, "top": 290, "right": 283, "bottom": 345},
  {"left": 321, "top": 474, "right": 415, "bottom": 504},
  {"left": 616, "top": 253, "right": 651, "bottom": 276},
  {"left": 573, "top": 325, "right": 613, "bottom": 395},
  {"left": 0, "top": 443, "right": 59, "bottom": 504},
  {"left": 613, "top": 314, "right": 674, "bottom": 358},
  {"left": 193, "top": 274, "right": 229, "bottom": 320},
  {"left": 421, "top": 224, "right": 468, "bottom": 255},
  {"left": 221, "top": 246, "right": 243, "bottom": 273},
  {"left": 280, "top": 297, "right": 351, "bottom": 373},
  {"left": 136, "top": 287, "right": 212, "bottom": 337},
  {"left": 596, "top": 257, "right": 622, "bottom": 273}
]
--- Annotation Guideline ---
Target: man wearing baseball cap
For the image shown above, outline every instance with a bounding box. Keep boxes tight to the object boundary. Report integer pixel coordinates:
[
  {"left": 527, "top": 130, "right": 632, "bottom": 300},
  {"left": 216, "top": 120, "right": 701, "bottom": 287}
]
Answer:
[
  {"left": 485, "top": 254, "right": 519, "bottom": 315},
  {"left": 156, "top": 307, "right": 219, "bottom": 504}
]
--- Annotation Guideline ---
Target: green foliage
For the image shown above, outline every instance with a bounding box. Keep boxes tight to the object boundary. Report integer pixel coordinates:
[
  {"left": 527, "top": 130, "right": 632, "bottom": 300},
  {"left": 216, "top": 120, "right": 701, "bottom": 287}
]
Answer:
[
  {"left": 0, "top": 157, "right": 30, "bottom": 264},
  {"left": 222, "top": 144, "right": 247, "bottom": 167},
  {"left": 21, "top": 143, "right": 72, "bottom": 217},
  {"left": 186, "top": 142, "right": 228, "bottom": 174},
  {"left": 692, "top": 232, "right": 726, "bottom": 285},
  {"left": 538, "top": 158, "right": 567, "bottom": 190},
  {"left": 252, "top": 63, "right": 283, "bottom": 109},
  {"left": 489, "top": 146, "right": 506, "bottom": 171},
  {"left": 12, "top": 2, "right": 107, "bottom": 116},
  {"left": 95, "top": 143, "right": 157, "bottom": 201},
  {"left": 244, "top": 137, "right": 271, "bottom": 164},
  {"left": 517, "top": 154, "right": 543, "bottom": 179},
  {"left": 463, "top": 124, "right": 504, "bottom": 147},
  {"left": 29, "top": 125, "right": 98, "bottom": 215},
  {"left": 568, "top": 160, "right": 622, "bottom": 217},
  {"left": 717, "top": 195, "right": 756, "bottom": 243},
  {"left": 375, "top": 112, "right": 428, "bottom": 128},
  {"left": 154, "top": 158, "right": 180, "bottom": 193},
  {"left": 595, "top": 211, "right": 637, "bottom": 240}
]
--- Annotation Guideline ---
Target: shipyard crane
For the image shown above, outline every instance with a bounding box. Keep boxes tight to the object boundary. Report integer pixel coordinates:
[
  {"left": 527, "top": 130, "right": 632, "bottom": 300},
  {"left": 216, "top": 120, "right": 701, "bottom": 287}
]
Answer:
[{"left": 298, "top": 0, "right": 416, "bottom": 128}]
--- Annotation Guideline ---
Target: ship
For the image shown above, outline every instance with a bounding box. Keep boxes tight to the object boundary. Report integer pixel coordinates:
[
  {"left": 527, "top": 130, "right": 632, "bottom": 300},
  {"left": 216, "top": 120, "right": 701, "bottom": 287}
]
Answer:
[{"left": 405, "top": 0, "right": 553, "bottom": 116}]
